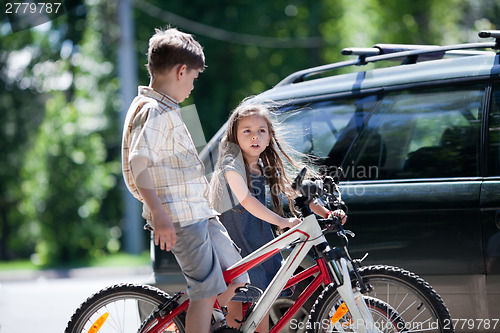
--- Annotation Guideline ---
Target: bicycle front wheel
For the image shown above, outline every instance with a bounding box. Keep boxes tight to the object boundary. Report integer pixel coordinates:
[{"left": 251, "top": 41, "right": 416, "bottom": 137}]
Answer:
[
  {"left": 308, "top": 265, "right": 452, "bottom": 333},
  {"left": 358, "top": 265, "right": 452, "bottom": 332},
  {"left": 65, "top": 283, "right": 185, "bottom": 333},
  {"left": 308, "top": 291, "right": 405, "bottom": 332}
]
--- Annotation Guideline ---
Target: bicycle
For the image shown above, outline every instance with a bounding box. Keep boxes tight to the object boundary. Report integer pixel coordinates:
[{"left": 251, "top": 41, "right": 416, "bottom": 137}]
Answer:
[{"left": 65, "top": 168, "right": 453, "bottom": 333}]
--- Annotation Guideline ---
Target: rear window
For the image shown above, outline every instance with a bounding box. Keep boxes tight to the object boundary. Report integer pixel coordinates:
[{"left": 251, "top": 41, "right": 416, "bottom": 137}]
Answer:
[
  {"left": 488, "top": 82, "right": 500, "bottom": 176},
  {"left": 344, "top": 85, "right": 484, "bottom": 180},
  {"left": 275, "top": 84, "right": 486, "bottom": 181}
]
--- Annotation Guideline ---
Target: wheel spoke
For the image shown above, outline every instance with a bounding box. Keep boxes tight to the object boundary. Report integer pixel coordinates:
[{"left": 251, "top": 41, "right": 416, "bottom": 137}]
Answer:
[
  {"left": 307, "top": 266, "right": 451, "bottom": 333},
  {"left": 65, "top": 283, "right": 185, "bottom": 333}
]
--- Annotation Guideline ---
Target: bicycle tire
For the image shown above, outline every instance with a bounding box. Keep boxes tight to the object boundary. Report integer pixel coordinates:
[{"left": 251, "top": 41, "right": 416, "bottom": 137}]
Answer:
[
  {"left": 307, "top": 265, "right": 453, "bottom": 333},
  {"left": 307, "top": 291, "right": 405, "bottom": 332},
  {"left": 65, "top": 283, "right": 186, "bottom": 333}
]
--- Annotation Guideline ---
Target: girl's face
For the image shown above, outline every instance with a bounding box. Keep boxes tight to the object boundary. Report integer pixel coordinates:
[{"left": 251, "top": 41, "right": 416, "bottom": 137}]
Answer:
[{"left": 236, "top": 114, "right": 270, "bottom": 161}]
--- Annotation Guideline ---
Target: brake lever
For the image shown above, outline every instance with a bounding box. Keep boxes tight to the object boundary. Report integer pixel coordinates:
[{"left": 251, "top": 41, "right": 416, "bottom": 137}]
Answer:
[{"left": 344, "top": 230, "right": 355, "bottom": 238}]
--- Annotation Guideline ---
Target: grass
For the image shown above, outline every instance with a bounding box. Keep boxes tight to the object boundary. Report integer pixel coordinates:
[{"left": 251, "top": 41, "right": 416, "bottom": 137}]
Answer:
[
  {"left": 0, "top": 251, "right": 151, "bottom": 272},
  {"left": 0, "top": 259, "right": 35, "bottom": 271},
  {"left": 89, "top": 251, "right": 150, "bottom": 267}
]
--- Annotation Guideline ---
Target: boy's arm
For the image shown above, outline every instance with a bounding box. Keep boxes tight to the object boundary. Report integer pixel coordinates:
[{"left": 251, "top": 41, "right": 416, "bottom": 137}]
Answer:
[
  {"left": 131, "top": 156, "right": 176, "bottom": 251},
  {"left": 225, "top": 171, "right": 300, "bottom": 229}
]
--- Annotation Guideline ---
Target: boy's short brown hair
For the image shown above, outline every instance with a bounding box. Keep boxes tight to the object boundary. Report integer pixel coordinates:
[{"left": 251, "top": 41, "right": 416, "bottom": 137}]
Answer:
[{"left": 146, "top": 27, "right": 205, "bottom": 77}]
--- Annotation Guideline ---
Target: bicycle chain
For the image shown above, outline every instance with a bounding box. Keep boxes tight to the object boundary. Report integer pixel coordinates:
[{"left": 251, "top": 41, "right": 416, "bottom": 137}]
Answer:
[{"left": 212, "top": 328, "right": 241, "bottom": 333}]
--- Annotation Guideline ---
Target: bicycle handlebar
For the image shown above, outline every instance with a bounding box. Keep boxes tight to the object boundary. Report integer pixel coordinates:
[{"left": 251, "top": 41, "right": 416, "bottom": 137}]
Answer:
[
  {"left": 291, "top": 167, "right": 307, "bottom": 191},
  {"left": 316, "top": 217, "right": 342, "bottom": 231},
  {"left": 293, "top": 167, "right": 355, "bottom": 253},
  {"left": 292, "top": 167, "right": 346, "bottom": 213}
]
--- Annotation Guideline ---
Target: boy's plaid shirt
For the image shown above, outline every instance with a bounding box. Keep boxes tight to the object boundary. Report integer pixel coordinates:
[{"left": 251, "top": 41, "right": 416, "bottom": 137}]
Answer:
[{"left": 122, "top": 86, "right": 217, "bottom": 226}]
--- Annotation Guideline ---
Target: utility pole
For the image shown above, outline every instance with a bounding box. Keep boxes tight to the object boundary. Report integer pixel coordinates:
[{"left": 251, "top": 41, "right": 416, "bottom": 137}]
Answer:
[{"left": 118, "top": 0, "right": 142, "bottom": 254}]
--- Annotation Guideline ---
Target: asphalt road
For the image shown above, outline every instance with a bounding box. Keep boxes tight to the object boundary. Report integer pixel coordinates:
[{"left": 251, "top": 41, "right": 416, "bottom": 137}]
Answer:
[{"left": 0, "top": 266, "right": 186, "bottom": 333}]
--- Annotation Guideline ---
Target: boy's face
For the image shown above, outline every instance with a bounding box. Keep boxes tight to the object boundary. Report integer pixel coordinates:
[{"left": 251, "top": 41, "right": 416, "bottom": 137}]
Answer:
[{"left": 174, "top": 67, "right": 201, "bottom": 103}]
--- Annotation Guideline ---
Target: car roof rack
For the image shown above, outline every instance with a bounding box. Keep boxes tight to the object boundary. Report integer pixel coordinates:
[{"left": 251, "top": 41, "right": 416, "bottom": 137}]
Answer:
[
  {"left": 342, "top": 44, "right": 488, "bottom": 63},
  {"left": 275, "top": 30, "right": 500, "bottom": 87}
]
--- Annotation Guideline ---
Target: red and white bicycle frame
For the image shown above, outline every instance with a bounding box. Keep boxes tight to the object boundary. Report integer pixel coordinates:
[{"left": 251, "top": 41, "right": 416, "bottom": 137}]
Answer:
[{"left": 151, "top": 213, "right": 379, "bottom": 333}]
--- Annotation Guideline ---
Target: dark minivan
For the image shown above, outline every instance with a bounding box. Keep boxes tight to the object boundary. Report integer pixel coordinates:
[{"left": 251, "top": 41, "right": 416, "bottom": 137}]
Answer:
[{"left": 152, "top": 31, "right": 500, "bottom": 332}]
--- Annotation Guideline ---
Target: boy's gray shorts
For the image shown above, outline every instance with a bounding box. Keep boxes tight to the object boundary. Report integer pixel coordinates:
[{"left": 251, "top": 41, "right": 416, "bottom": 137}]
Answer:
[{"left": 171, "top": 217, "right": 249, "bottom": 301}]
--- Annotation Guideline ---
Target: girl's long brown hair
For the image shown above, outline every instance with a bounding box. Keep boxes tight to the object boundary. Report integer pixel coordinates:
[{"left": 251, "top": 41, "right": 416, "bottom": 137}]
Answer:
[{"left": 210, "top": 102, "right": 310, "bottom": 216}]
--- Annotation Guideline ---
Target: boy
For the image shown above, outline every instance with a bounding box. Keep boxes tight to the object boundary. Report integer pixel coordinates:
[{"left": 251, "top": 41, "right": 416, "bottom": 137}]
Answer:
[{"left": 121, "top": 27, "right": 248, "bottom": 333}]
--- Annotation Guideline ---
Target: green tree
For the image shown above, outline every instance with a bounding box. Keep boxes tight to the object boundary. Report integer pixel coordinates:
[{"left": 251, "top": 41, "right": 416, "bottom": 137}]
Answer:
[
  {"left": 9, "top": 0, "right": 122, "bottom": 266},
  {"left": 133, "top": 0, "right": 326, "bottom": 139},
  {"left": 0, "top": 20, "right": 69, "bottom": 260},
  {"left": 20, "top": 92, "right": 118, "bottom": 265}
]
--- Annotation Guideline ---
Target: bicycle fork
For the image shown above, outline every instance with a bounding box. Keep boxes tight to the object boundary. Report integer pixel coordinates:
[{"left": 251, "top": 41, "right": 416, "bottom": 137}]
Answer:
[{"left": 324, "top": 247, "right": 381, "bottom": 333}]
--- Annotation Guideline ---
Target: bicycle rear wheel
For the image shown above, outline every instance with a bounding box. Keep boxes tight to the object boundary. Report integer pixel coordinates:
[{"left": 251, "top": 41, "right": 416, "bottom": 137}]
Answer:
[{"left": 65, "top": 283, "right": 185, "bottom": 333}]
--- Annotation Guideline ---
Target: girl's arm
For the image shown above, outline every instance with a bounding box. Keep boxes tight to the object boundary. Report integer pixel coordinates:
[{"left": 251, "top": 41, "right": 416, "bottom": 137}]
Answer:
[
  {"left": 309, "top": 201, "right": 330, "bottom": 219},
  {"left": 225, "top": 171, "right": 300, "bottom": 229},
  {"left": 309, "top": 201, "right": 347, "bottom": 225}
]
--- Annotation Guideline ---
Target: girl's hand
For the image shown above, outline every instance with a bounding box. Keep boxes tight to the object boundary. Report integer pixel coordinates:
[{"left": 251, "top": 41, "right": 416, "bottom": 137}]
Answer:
[
  {"left": 327, "top": 209, "right": 347, "bottom": 225},
  {"left": 279, "top": 217, "right": 301, "bottom": 229}
]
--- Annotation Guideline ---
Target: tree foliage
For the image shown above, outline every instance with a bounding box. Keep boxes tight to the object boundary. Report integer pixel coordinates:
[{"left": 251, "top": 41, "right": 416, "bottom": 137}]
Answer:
[
  {"left": 1, "top": 0, "right": 122, "bottom": 265},
  {"left": 0, "top": 18, "right": 68, "bottom": 260},
  {"left": 0, "top": 0, "right": 498, "bottom": 266}
]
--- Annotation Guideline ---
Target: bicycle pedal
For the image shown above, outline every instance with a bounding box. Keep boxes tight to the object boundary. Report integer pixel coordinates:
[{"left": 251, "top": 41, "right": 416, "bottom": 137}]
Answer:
[
  {"left": 236, "top": 285, "right": 263, "bottom": 298},
  {"left": 211, "top": 307, "right": 227, "bottom": 331},
  {"left": 220, "top": 305, "right": 228, "bottom": 316}
]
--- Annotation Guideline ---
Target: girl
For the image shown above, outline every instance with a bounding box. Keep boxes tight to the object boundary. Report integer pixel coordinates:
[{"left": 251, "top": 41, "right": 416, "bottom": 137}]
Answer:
[{"left": 210, "top": 103, "right": 345, "bottom": 332}]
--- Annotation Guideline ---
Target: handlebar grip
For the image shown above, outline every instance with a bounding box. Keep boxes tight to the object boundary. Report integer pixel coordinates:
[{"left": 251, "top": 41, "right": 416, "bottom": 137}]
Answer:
[{"left": 317, "top": 217, "right": 343, "bottom": 232}]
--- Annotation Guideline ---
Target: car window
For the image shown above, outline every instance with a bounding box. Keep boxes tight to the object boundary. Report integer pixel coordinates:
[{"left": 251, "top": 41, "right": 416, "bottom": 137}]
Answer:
[
  {"left": 202, "top": 142, "right": 219, "bottom": 180},
  {"left": 488, "top": 82, "right": 500, "bottom": 176},
  {"left": 275, "top": 95, "right": 379, "bottom": 167},
  {"left": 343, "top": 85, "right": 485, "bottom": 180}
]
